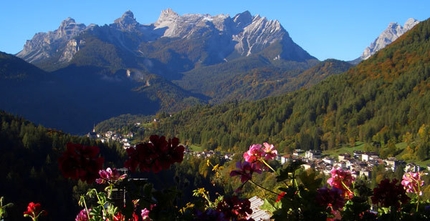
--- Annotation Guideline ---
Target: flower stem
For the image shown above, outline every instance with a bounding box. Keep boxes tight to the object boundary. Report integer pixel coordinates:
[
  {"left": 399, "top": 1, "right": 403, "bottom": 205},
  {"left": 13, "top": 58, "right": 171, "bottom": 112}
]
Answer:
[
  {"left": 249, "top": 180, "right": 279, "bottom": 195},
  {"left": 261, "top": 159, "right": 277, "bottom": 175},
  {"left": 341, "top": 181, "right": 353, "bottom": 198}
]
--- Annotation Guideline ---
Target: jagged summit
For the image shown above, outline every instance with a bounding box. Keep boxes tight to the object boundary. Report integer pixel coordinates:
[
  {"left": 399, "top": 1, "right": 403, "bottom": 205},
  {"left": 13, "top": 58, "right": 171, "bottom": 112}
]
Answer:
[
  {"left": 404, "top": 18, "right": 419, "bottom": 30},
  {"left": 16, "top": 9, "right": 316, "bottom": 66},
  {"left": 233, "top": 14, "right": 285, "bottom": 57},
  {"left": 154, "top": 8, "right": 231, "bottom": 37},
  {"left": 154, "top": 8, "right": 180, "bottom": 28},
  {"left": 233, "top": 11, "right": 253, "bottom": 29},
  {"left": 16, "top": 17, "right": 86, "bottom": 63},
  {"left": 114, "top": 10, "right": 136, "bottom": 24},
  {"left": 113, "top": 10, "right": 140, "bottom": 31},
  {"left": 359, "top": 18, "right": 420, "bottom": 61},
  {"left": 56, "top": 17, "right": 86, "bottom": 39},
  {"left": 60, "top": 17, "right": 77, "bottom": 27}
]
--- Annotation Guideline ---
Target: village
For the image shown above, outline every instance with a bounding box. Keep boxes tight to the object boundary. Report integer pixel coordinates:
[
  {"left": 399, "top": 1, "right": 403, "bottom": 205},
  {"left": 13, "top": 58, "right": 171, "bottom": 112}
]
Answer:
[
  {"left": 87, "top": 126, "right": 427, "bottom": 181},
  {"left": 86, "top": 126, "right": 430, "bottom": 221}
]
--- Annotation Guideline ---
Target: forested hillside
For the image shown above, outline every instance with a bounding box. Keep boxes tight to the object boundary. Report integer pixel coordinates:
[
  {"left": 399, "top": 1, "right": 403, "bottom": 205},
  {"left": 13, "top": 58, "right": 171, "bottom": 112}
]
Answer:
[
  {"left": 0, "top": 52, "right": 49, "bottom": 82},
  {"left": 150, "top": 18, "right": 430, "bottom": 160},
  {"left": 0, "top": 110, "right": 126, "bottom": 220},
  {"left": 0, "top": 110, "right": 224, "bottom": 220}
]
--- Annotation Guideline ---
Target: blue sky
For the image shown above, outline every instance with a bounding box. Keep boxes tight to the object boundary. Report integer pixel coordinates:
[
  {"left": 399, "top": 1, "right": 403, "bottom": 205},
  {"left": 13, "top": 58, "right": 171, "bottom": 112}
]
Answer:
[{"left": 1, "top": 0, "right": 429, "bottom": 61}]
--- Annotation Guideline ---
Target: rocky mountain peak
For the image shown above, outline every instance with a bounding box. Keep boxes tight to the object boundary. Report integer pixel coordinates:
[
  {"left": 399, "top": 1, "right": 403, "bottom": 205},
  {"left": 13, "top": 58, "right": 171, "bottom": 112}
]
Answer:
[
  {"left": 233, "top": 11, "right": 253, "bottom": 29},
  {"left": 60, "top": 17, "right": 77, "bottom": 27},
  {"left": 359, "top": 18, "right": 420, "bottom": 61},
  {"left": 115, "top": 10, "right": 135, "bottom": 23},
  {"left": 404, "top": 18, "right": 420, "bottom": 30},
  {"left": 154, "top": 9, "right": 231, "bottom": 37},
  {"left": 154, "top": 8, "right": 180, "bottom": 27},
  {"left": 113, "top": 10, "right": 140, "bottom": 31},
  {"left": 16, "top": 17, "right": 86, "bottom": 63},
  {"left": 56, "top": 17, "right": 86, "bottom": 39},
  {"left": 16, "top": 9, "right": 316, "bottom": 66}
]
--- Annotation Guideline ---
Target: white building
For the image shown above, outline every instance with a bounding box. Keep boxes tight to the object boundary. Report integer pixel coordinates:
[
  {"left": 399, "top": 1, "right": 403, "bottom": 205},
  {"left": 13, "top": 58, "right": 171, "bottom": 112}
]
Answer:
[{"left": 248, "top": 196, "right": 272, "bottom": 221}]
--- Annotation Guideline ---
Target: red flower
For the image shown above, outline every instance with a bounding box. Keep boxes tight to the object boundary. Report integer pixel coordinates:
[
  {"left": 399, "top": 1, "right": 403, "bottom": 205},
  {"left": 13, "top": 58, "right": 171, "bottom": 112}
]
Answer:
[
  {"left": 276, "top": 192, "right": 286, "bottom": 202},
  {"left": 371, "top": 178, "right": 410, "bottom": 209},
  {"left": 23, "top": 202, "right": 47, "bottom": 220},
  {"left": 124, "top": 135, "right": 185, "bottom": 173},
  {"left": 125, "top": 142, "right": 152, "bottom": 173},
  {"left": 58, "top": 142, "right": 104, "bottom": 183},
  {"left": 315, "top": 187, "right": 345, "bottom": 211},
  {"left": 216, "top": 196, "right": 253, "bottom": 221},
  {"left": 230, "top": 161, "right": 262, "bottom": 183},
  {"left": 150, "top": 135, "right": 184, "bottom": 171}
]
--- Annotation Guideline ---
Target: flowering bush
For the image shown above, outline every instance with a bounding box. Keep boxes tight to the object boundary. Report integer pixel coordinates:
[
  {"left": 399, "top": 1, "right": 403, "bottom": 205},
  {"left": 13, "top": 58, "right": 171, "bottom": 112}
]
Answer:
[
  {"left": 72, "top": 135, "right": 188, "bottom": 221},
  {"left": 124, "top": 135, "right": 185, "bottom": 173},
  {"left": 228, "top": 143, "right": 430, "bottom": 220},
  {"left": 4, "top": 136, "right": 430, "bottom": 220}
]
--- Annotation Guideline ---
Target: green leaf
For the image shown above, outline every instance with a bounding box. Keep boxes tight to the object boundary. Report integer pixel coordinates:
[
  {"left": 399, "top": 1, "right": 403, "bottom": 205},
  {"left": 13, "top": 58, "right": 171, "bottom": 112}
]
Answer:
[
  {"left": 297, "top": 169, "right": 322, "bottom": 191},
  {"left": 260, "top": 198, "right": 276, "bottom": 213},
  {"left": 276, "top": 160, "right": 305, "bottom": 182}
]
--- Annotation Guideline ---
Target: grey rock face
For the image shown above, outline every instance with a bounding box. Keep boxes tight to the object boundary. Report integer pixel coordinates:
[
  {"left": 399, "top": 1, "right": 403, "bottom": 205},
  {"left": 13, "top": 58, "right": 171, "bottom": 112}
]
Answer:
[
  {"left": 16, "top": 18, "right": 87, "bottom": 63},
  {"left": 59, "top": 39, "right": 85, "bottom": 63},
  {"left": 360, "top": 18, "right": 419, "bottom": 60},
  {"left": 16, "top": 9, "right": 315, "bottom": 66}
]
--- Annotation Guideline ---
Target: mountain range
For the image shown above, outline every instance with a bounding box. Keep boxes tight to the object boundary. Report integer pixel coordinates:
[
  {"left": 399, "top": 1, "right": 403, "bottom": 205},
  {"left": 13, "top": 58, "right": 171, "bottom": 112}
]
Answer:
[
  {"left": 0, "top": 9, "right": 420, "bottom": 134},
  {"left": 17, "top": 9, "right": 316, "bottom": 67},
  {"left": 150, "top": 17, "right": 430, "bottom": 155}
]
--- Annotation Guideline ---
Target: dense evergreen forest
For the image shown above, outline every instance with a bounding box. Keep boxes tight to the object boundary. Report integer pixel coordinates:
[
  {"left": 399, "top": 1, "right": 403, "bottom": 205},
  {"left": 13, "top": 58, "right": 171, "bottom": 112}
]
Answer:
[
  {"left": 0, "top": 110, "right": 226, "bottom": 220},
  {"left": 0, "top": 110, "right": 126, "bottom": 220},
  {"left": 147, "top": 18, "right": 430, "bottom": 161}
]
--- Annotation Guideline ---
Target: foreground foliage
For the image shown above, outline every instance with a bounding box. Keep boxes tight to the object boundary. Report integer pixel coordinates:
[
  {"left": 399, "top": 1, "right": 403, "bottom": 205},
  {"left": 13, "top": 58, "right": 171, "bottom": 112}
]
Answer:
[{"left": 3, "top": 135, "right": 430, "bottom": 220}]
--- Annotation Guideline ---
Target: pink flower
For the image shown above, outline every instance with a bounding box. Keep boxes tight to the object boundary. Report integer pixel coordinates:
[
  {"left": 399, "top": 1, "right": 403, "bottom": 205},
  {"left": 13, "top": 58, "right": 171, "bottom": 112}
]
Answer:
[
  {"left": 141, "top": 208, "right": 151, "bottom": 221},
  {"left": 243, "top": 142, "right": 277, "bottom": 163},
  {"left": 75, "top": 209, "right": 90, "bottom": 221},
  {"left": 327, "top": 169, "right": 355, "bottom": 199},
  {"left": 95, "top": 167, "right": 127, "bottom": 184},
  {"left": 262, "top": 142, "right": 277, "bottom": 160},
  {"left": 401, "top": 172, "right": 424, "bottom": 195},
  {"left": 230, "top": 161, "right": 262, "bottom": 183},
  {"left": 243, "top": 144, "right": 263, "bottom": 163}
]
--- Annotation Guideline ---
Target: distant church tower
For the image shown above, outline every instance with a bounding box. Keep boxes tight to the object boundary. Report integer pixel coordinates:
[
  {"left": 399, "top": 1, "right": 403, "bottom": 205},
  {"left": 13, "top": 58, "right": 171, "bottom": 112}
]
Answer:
[{"left": 87, "top": 124, "right": 97, "bottom": 139}]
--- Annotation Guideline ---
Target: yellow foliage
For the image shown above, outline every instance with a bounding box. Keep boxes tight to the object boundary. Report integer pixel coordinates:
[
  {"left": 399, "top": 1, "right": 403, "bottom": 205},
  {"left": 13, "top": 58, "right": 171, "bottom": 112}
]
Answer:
[
  {"left": 375, "top": 174, "right": 385, "bottom": 185},
  {"left": 422, "top": 185, "right": 430, "bottom": 200},
  {"left": 418, "top": 124, "right": 428, "bottom": 140},
  {"left": 403, "top": 132, "right": 413, "bottom": 144}
]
